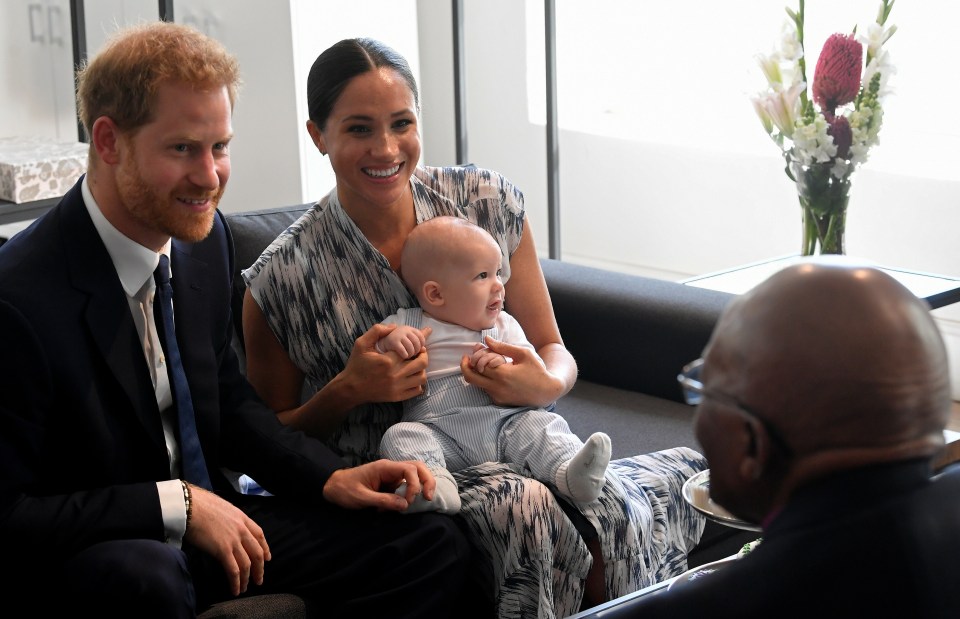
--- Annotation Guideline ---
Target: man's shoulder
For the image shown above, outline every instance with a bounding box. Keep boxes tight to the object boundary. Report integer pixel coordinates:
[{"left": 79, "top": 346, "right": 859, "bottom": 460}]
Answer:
[{"left": 0, "top": 208, "right": 67, "bottom": 293}]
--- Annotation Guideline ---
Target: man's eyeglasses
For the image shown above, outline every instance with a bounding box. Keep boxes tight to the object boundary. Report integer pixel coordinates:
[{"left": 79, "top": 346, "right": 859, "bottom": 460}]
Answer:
[{"left": 678, "top": 358, "right": 793, "bottom": 457}]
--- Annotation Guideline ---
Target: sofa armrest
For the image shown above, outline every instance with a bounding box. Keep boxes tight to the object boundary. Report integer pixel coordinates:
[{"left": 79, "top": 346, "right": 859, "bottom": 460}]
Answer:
[{"left": 540, "top": 258, "right": 734, "bottom": 402}]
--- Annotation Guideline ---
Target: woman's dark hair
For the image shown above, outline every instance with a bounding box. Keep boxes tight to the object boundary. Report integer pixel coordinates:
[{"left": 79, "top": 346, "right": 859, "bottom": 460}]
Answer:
[{"left": 306, "top": 38, "right": 419, "bottom": 130}]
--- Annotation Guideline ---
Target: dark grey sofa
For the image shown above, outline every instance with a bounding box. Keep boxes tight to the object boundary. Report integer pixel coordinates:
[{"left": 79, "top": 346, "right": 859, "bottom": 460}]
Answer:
[{"left": 217, "top": 204, "right": 752, "bottom": 617}]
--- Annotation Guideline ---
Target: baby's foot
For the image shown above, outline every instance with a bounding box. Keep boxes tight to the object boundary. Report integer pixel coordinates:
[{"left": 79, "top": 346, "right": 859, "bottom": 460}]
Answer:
[
  {"left": 556, "top": 432, "right": 611, "bottom": 503},
  {"left": 396, "top": 466, "right": 461, "bottom": 514}
]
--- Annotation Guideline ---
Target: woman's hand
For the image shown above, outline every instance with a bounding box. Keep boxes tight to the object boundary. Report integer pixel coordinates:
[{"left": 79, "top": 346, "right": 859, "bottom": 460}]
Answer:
[
  {"left": 341, "top": 323, "right": 431, "bottom": 404},
  {"left": 460, "top": 337, "right": 564, "bottom": 408}
]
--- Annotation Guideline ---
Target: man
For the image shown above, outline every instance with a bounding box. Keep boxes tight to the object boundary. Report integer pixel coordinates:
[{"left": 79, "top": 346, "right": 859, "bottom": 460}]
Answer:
[
  {"left": 621, "top": 260, "right": 960, "bottom": 616},
  {"left": 0, "top": 22, "right": 469, "bottom": 617}
]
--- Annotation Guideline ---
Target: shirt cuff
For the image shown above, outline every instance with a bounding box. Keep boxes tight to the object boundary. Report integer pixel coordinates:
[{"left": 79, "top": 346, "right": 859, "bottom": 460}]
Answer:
[{"left": 158, "top": 479, "right": 187, "bottom": 548}]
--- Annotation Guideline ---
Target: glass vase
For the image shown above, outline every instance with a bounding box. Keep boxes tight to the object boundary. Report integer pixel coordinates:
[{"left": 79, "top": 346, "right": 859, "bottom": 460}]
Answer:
[{"left": 789, "top": 158, "right": 851, "bottom": 256}]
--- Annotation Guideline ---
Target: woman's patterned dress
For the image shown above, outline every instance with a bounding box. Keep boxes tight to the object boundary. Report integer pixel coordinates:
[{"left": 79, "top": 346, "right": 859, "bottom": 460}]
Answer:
[{"left": 244, "top": 166, "right": 706, "bottom": 618}]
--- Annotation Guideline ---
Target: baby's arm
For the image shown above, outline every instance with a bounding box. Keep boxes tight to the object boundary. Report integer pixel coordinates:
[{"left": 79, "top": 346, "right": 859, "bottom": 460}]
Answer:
[
  {"left": 376, "top": 325, "right": 427, "bottom": 359},
  {"left": 469, "top": 312, "right": 542, "bottom": 374},
  {"left": 470, "top": 345, "right": 508, "bottom": 374}
]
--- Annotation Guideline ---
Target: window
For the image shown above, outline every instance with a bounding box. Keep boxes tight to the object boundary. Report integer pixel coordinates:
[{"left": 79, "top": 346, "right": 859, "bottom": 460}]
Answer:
[{"left": 528, "top": 0, "right": 960, "bottom": 181}]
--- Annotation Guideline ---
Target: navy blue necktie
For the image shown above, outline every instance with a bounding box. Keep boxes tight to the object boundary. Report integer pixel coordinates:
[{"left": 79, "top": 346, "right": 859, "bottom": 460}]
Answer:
[{"left": 154, "top": 254, "right": 213, "bottom": 490}]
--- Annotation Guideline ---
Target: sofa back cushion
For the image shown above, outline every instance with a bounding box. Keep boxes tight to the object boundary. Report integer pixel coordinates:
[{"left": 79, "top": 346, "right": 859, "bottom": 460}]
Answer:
[
  {"left": 540, "top": 259, "right": 733, "bottom": 402},
  {"left": 224, "top": 204, "right": 312, "bottom": 347}
]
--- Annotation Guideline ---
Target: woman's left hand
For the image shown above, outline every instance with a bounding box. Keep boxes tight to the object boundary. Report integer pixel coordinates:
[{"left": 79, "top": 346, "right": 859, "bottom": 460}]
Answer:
[{"left": 460, "top": 336, "right": 564, "bottom": 408}]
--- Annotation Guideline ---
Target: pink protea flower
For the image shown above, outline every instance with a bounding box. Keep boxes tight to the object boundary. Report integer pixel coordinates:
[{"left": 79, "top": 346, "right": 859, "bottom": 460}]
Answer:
[
  {"left": 826, "top": 114, "right": 852, "bottom": 159},
  {"left": 813, "top": 33, "right": 863, "bottom": 114}
]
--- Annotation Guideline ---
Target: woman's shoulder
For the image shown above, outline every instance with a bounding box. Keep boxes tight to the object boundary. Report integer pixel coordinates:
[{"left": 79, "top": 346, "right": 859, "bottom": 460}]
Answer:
[
  {"left": 241, "top": 198, "right": 331, "bottom": 286},
  {"left": 415, "top": 165, "right": 519, "bottom": 198},
  {"left": 413, "top": 165, "right": 524, "bottom": 217}
]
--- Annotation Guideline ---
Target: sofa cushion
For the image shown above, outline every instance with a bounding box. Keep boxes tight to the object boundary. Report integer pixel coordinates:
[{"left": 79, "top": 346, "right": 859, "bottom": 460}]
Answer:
[
  {"left": 558, "top": 380, "right": 699, "bottom": 458},
  {"left": 197, "top": 593, "right": 310, "bottom": 619},
  {"left": 226, "top": 204, "right": 313, "bottom": 346}
]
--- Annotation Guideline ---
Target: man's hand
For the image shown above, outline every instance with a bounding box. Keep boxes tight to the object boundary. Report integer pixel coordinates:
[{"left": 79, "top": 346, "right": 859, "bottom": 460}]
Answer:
[
  {"left": 323, "top": 459, "right": 436, "bottom": 511},
  {"left": 184, "top": 485, "right": 271, "bottom": 597}
]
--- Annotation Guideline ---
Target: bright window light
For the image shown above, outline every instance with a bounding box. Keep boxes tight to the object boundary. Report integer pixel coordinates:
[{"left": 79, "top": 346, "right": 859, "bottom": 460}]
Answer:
[{"left": 526, "top": 0, "right": 960, "bottom": 181}]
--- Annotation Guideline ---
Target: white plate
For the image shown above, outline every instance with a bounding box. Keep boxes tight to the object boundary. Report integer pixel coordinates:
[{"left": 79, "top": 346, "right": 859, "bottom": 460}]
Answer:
[{"left": 681, "top": 469, "right": 762, "bottom": 532}]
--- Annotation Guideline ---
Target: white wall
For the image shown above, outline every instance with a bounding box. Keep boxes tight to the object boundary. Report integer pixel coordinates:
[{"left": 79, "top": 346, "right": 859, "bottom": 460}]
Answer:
[
  {"left": 415, "top": 1, "right": 456, "bottom": 168},
  {"left": 0, "top": 0, "right": 78, "bottom": 141}
]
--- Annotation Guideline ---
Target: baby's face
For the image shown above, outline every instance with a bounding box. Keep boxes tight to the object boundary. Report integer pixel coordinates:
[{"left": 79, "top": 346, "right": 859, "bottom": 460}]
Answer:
[{"left": 432, "top": 235, "right": 505, "bottom": 331}]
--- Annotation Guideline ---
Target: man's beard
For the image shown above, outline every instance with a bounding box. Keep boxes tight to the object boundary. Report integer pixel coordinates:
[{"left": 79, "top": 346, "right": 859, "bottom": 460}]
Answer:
[{"left": 116, "top": 154, "right": 222, "bottom": 243}]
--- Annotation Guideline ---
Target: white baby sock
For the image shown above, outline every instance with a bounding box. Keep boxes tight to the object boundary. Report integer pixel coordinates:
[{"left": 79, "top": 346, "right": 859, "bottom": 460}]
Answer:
[
  {"left": 396, "top": 465, "right": 462, "bottom": 514},
  {"left": 555, "top": 432, "right": 611, "bottom": 503}
]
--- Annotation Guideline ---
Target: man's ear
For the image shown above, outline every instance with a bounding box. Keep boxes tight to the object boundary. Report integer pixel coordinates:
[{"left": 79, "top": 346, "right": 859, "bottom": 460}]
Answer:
[
  {"left": 91, "top": 116, "right": 122, "bottom": 165},
  {"left": 422, "top": 281, "right": 444, "bottom": 307},
  {"left": 738, "top": 415, "right": 773, "bottom": 482}
]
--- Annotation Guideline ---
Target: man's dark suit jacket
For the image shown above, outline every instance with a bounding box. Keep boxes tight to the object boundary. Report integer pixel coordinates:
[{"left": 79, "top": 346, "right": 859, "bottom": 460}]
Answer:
[
  {"left": 0, "top": 179, "right": 345, "bottom": 564},
  {"left": 602, "top": 460, "right": 960, "bottom": 618}
]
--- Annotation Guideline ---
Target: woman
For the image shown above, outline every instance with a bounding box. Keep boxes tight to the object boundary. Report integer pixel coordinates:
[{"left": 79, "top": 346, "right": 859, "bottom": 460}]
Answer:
[{"left": 242, "top": 38, "right": 705, "bottom": 617}]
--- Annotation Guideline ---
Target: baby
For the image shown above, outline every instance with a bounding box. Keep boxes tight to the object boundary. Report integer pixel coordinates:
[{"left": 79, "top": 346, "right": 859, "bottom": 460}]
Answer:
[{"left": 378, "top": 216, "right": 611, "bottom": 513}]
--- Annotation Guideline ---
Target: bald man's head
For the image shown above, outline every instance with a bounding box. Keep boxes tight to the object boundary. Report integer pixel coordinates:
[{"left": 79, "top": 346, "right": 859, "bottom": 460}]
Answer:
[
  {"left": 696, "top": 261, "right": 951, "bottom": 521},
  {"left": 707, "top": 261, "right": 949, "bottom": 456}
]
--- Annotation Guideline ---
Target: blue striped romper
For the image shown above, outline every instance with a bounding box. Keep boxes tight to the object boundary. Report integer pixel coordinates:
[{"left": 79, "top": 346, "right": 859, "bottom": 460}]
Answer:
[{"left": 379, "top": 307, "right": 592, "bottom": 493}]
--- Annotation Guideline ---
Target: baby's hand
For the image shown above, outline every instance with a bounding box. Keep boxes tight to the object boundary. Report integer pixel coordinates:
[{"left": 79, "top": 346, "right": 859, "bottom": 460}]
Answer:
[
  {"left": 378, "top": 325, "right": 428, "bottom": 359},
  {"left": 470, "top": 342, "right": 508, "bottom": 374}
]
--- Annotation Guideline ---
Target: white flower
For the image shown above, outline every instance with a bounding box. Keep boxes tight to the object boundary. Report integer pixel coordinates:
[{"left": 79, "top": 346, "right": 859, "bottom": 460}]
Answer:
[
  {"left": 753, "top": 81, "right": 806, "bottom": 139},
  {"left": 756, "top": 52, "right": 784, "bottom": 87},
  {"left": 792, "top": 114, "right": 837, "bottom": 165},
  {"left": 859, "top": 22, "right": 897, "bottom": 59},
  {"left": 863, "top": 52, "right": 896, "bottom": 100},
  {"left": 778, "top": 20, "right": 804, "bottom": 62},
  {"left": 751, "top": 96, "right": 775, "bottom": 134},
  {"left": 850, "top": 104, "right": 883, "bottom": 145},
  {"left": 831, "top": 159, "right": 852, "bottom": 179}
]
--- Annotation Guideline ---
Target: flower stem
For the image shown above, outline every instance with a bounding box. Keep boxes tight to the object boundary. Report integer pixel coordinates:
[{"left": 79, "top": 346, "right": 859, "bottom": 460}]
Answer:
[{"left": 801, "top": 206, "right": 818, "bottom": 255}]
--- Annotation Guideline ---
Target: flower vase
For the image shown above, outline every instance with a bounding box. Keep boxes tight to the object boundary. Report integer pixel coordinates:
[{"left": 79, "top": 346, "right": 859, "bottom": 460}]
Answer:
[{"left": 789, "top": 158, "right": 851, "bottom": 256}]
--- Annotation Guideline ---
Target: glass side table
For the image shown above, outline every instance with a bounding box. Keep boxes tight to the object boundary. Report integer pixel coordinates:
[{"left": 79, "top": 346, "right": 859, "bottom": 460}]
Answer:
[{"left": 681, "top": 254, "right": 960, "bottom": 310}]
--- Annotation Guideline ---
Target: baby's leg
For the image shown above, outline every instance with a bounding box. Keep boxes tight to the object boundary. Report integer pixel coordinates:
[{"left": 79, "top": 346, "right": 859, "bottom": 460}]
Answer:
[
  {"left": 381, "top": 421, "right": 462, "bottom": 514},
  {"left": 500, "top": 410, "right": 611, "bottom": 503},
  {"left": 555, "top": 432, "right": 611, "bottom": 503}
]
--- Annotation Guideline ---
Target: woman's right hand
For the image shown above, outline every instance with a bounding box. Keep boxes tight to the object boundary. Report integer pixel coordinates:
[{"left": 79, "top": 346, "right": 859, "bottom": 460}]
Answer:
[
  {"left": 244, "top": 289, "right": 428, "bottom": 436},
  {"left": 342, "top": 323, "right": 430, "bottom": 404}
]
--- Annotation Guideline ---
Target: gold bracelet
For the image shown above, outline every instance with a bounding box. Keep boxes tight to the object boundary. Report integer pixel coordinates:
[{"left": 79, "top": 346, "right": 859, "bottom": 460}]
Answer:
[{"left": 180, "top": 480, "right": 193, "bottom": 534}]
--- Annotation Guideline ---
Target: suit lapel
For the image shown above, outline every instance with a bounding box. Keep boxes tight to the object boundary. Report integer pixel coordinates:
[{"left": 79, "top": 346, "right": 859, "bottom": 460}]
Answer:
[
  {"left": 59, "top": 186, "right": 166, "bottom": 449},
  {"left": 170, "top": 239, "right": 211, "bottom": 442}
]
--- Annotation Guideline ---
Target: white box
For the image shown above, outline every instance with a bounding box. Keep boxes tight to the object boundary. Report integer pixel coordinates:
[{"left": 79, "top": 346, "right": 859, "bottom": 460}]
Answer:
[{"left": 0, "top": 137, "right": 88, "bottom": 203}]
